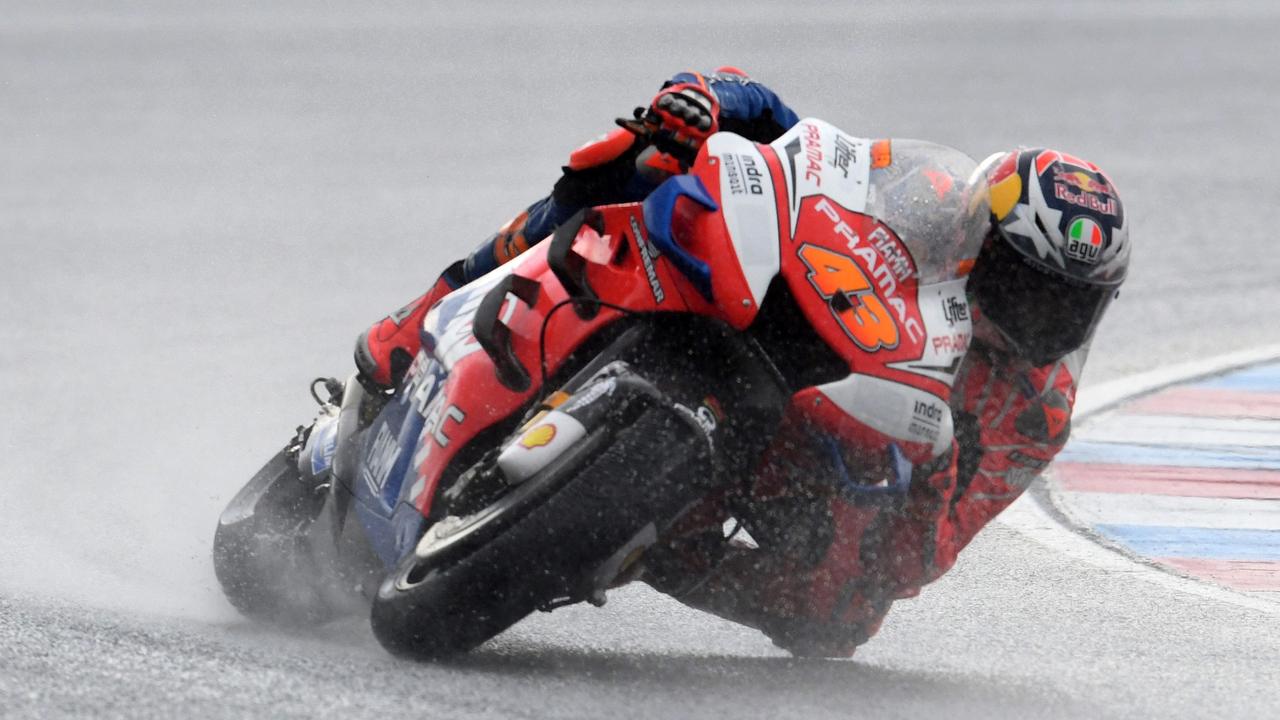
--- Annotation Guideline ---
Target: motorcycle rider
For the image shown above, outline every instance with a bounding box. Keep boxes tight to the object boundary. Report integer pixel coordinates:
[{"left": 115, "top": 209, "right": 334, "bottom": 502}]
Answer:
[
  {"left": 352, "top": 71, "right": 1130, "bottom": 657},
  {"left": 651, "top": 147, "right": 1130, "bottom": 657}
]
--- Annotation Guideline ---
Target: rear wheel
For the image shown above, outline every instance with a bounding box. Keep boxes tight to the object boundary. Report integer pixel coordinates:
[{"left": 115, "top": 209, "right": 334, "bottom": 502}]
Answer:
[{"left": 213, "top": 445, "right": 333, "bottom": 625}]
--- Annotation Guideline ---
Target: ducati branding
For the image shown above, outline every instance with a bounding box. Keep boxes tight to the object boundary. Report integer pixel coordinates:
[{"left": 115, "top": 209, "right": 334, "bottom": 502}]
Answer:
[{"left": 629, "top": 214, "right": 665, "bottom": 304}]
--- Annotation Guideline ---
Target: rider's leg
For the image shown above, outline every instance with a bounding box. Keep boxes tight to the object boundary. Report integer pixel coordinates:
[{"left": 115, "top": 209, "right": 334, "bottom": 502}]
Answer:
[
  {"left": 640, "top": 421, "right": 890, "bottom": 657},
  {"left": 354, "top": 260, "right": 466, "bottom": 391},
  {"left": 353, "top": 131, "right": 654, "bottom": 391},
  {"left": 643, "top": 422, "right": 959, "bottom": 657}
]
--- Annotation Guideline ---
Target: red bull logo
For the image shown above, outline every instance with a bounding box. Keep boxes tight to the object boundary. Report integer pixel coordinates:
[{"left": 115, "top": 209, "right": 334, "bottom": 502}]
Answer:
[
  {"left": 1052, "top": 167, "right": 1118, "bottom": 216},
  {"left": 1054, "top": 167, "right": 1114, "bottom": 197}
]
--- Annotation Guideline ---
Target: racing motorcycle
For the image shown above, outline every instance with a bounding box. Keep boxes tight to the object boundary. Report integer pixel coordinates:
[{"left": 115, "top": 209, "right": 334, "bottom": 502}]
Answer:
[{"left": 213, "top": 118, "right": 988, "bottom": 659}]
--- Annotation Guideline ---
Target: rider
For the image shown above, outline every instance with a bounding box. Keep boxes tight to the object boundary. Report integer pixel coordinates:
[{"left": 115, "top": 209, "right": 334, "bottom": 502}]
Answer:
[
  {"left": 652, "top": 148, "right": 1130, "bottom": 657},
  {"left": 353, "top": 71, "right": 1130, "bottom": 657}
]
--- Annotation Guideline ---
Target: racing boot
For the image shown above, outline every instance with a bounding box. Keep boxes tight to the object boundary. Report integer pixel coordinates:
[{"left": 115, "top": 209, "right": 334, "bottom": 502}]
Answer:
[{"left": 354, "top": 260, "right": 465, "bottom": 392}]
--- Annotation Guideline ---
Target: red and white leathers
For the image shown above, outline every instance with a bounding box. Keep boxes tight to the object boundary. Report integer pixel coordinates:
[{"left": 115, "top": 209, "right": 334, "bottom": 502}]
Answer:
[
  {"left": 353, "top": 72, "right": 1086, "bottom": 656},
  {"left": 654, "top": 310, "right": 1083, "bottom": 657},
  {"left": 880, "top": 323, "right": 1082, "bottom": 596}
]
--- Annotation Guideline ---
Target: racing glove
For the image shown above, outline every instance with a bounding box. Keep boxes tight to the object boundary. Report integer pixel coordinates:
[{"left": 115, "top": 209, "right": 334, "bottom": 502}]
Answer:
[
  {"left": 645, "top": 81, "right": 720, "bottom": 153},
  {"left": 615, "top": 78, "right": 721, "bottom": 176},
  {"left": 555, "top": 75, "right": 724, "bottom": 209}
]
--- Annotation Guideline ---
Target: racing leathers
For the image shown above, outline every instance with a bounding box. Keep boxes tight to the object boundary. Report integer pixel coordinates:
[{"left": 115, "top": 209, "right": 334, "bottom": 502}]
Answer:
[
  {"left": 649, "top": 321, "right": 1083, "bottom": 657},
  {"left": 354, "top": 68, "right": 799, "bottom": 389}
]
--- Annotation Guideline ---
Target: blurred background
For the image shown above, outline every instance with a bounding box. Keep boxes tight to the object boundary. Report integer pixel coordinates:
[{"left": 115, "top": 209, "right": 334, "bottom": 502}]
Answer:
[{"left": 2, "top": 2, "right": 1279, "bottom": 715}]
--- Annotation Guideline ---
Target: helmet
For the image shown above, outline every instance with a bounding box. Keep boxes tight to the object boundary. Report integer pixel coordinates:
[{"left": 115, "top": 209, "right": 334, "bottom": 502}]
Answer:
[{"left": 968, "top": 148, "right": 1130, "bottom": 365}]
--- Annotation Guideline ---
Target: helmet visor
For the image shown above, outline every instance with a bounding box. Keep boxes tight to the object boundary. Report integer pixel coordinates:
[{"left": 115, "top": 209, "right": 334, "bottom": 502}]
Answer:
[{"left": 972, "top": 238, "right": 1115, "bottom": 366}]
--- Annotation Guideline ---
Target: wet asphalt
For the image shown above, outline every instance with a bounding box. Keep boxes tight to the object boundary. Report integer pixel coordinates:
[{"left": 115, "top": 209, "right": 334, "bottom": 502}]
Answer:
[{"left": 3, "top": 2, "right": 1280, "bottom": 717}]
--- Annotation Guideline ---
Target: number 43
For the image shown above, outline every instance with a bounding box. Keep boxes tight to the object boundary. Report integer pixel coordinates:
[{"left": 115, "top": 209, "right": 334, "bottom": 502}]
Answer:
[{"left": 798, "top": 243, "right": 899, "bottom": 352}]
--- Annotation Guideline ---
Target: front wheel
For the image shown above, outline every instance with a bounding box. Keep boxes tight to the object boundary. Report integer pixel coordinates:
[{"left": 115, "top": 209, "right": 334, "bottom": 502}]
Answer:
[
  {"left": 369, "top": 322, "right": 787, "bottom": 659},
  {"left": 370, "top": 406, "right": 705, "bottom": 657}
]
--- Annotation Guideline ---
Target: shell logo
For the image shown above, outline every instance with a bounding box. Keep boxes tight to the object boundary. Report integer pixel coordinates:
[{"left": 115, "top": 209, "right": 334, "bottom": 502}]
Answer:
[{"left": 519, "top": 424, "right": 557, "bottom": 450}]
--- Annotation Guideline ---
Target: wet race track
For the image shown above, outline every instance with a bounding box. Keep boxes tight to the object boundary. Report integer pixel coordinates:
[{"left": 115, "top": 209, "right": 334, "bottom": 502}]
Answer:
[{"left": 4, "top": 2, "right": 1280, "bottom": 717}]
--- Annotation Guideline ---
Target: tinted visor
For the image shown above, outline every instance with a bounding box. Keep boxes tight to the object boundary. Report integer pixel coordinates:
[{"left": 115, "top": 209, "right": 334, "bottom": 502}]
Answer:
[{"left": 971, "top": 238, "right": 1115, "bottom": 366}]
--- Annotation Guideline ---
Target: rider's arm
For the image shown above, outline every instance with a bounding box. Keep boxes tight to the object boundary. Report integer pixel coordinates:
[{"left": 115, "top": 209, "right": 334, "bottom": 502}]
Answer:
[
  {"left": 460, "top": 68, "right": 800, "bottom": 283},
  {"left": 878, "top": 342, "right": 1082, "bottom": 595},
  {"left": 947, "top": 344, "right": 1081, "bottom": 557},
  {"left": 671, "top": 68, "right": 800, "bottom": 142}
]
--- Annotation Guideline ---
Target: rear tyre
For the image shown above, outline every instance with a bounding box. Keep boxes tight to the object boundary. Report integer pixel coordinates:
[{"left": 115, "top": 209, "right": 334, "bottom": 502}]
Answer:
[{"left": 213, "top": 447, "right": 333, "bottom": 625}]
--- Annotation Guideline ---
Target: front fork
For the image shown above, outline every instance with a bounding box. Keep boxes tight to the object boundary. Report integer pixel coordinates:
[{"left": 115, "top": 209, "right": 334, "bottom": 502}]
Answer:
[{"left": 437, "top": 318, "right": 791, "bottom": 606}]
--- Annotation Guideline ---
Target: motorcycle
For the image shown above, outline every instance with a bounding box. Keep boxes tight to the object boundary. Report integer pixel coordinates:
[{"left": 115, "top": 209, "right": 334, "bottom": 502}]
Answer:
[{"left": 213, "top": 118, "right": 988, "bottom": 659}]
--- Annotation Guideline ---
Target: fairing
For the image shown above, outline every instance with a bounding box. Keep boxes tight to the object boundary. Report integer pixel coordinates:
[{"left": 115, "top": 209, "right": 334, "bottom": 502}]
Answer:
[
  {"left": 350, "top": 182, "right": 761, "bottom": 565},
  {"left": 761, "top": 119, "right": 988, "bottom": 461},
  {"left": 347, "top": 118, "right": 990, "bottom": 566}
]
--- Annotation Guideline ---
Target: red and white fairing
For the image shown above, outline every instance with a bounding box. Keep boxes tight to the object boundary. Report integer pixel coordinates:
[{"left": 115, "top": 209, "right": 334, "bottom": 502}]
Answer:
[
  {"left": 400, "top": 118, "right": 987, "bottom": 520},
  {"left": 711, "top": 118, "right": 989, "bottom": 462}
]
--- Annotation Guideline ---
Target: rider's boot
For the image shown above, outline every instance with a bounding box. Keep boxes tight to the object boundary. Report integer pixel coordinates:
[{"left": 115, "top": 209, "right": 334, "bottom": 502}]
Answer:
[{"left": 354, "top": 260, "right": 465, "bottom": 392}]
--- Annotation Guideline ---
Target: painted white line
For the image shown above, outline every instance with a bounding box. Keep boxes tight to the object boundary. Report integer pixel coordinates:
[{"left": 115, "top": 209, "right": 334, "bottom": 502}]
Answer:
[
  {"left": 1059, "top": 491, "right": 1280, "bottom": 531},
  {"left": 996, "top": 343, "right": 1280, "bottom": 613},
  {"left": 1073, "top": 413, "right": 1280, "bottom": 448},
  {"left": 1073, "top": 343, "right": 1280, "bottom": 419}
]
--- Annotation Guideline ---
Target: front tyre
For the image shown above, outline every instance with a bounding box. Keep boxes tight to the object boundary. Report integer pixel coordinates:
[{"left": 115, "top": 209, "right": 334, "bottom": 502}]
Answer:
[
  {"left": 369, "top": 321, "right": 788, "bottom": 660},
  {"left": 369, "top": 406, "right": 701, "bottom": 658}
]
